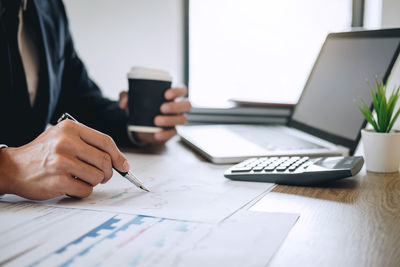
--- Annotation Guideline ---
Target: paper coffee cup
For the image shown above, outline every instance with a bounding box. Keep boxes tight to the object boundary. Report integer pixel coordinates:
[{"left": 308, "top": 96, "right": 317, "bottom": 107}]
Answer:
[{"left": 127, "top": 67, "right": 172, "bottom": 133}]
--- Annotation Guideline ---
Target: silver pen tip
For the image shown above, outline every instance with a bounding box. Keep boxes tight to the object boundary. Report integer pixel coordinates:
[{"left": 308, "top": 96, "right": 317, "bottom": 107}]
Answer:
[{"left": 140, "top": 185, "right": 151, "bottom": 192}]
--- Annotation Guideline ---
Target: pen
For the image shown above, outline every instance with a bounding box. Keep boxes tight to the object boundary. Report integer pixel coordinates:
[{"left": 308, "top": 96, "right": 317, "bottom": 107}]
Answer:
[{"left": 57, "top": 113, "right": 150, "bottom": 192}]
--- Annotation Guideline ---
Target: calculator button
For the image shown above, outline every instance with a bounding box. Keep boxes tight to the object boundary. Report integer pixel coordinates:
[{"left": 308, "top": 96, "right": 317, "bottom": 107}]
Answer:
[
  {"left": 276, "top": 166, "right": 288, "bottom": 172},
  {"left": 257, "top": 162, "right": 269, "bottom": 167},
  {"left": 264, "top": 166, "right": 276, "bottom": 172},
  {"left": 252, "top": 166, "right": 265, "bottom": 172},
  {"left": 289, "top": 166, "right": 298, "bottom": 172},
  {"left": 247, "top": 164, "right": 258, "bottom": 168},
  {"left": 253, "top": 159, "right": 264, "bottom": 165}
]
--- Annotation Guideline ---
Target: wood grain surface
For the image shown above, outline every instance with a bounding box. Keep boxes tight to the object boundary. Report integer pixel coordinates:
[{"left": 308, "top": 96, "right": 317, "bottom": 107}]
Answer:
[{"left": 251, "top": 167, "right": 400, "bottom": 267}]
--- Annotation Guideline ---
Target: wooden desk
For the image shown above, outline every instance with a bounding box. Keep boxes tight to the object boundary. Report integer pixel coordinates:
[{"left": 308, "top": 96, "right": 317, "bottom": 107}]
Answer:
[
  {"left": 131, "top": 138, "right": 400, "bottom": 267},
  {"left": 253, "top": 170, "right": 400, "bottom": 267}
]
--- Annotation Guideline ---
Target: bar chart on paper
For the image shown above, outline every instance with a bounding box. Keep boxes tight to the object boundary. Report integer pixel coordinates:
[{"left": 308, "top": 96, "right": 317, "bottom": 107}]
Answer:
[{"left": 6, "top": 212, "right": 298, "bottom": 267}]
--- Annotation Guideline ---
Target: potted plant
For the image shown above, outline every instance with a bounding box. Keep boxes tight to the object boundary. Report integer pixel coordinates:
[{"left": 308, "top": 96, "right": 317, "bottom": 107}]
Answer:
[{"left": 357, "top": 80, "right": 400, "bottom": 173}]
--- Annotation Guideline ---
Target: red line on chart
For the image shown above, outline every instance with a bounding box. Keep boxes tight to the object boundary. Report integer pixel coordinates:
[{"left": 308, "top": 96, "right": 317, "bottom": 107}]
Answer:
[{"left": 117, "top": 223, "right": 155, "bottom": 249}]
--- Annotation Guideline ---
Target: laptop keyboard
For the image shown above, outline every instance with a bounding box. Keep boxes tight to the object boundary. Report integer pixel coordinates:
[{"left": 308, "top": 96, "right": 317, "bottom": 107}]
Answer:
[{"left": 229, "top": 126, "right": 324, "bottom": 151}]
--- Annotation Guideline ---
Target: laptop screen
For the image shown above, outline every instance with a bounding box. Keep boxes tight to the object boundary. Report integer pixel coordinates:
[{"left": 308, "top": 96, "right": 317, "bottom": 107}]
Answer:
[{"left": 290, "top": 29, "right": 400, "bottom": 153}]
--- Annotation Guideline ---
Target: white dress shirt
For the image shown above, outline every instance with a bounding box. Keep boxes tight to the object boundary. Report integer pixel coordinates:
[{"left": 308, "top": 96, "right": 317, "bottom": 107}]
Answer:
[
  {"left": 18, "top": 0, "right": 39, "bottom": 106},
  {"left": 0, "top": 0, "right": 39, "bottom": 106}
]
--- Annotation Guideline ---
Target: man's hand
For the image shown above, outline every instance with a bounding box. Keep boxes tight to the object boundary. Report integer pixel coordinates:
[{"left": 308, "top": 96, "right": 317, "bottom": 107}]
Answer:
[
  {"left": 0, "top": 120, "right": 129, "bottom": 200},
  {"left": 119, "top": 87, "right": 192, "bottom": 145}
]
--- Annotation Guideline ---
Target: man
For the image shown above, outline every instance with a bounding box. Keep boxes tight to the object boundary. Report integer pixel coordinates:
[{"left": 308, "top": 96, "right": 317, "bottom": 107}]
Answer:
[{"left": 0, "top": 0, "right": 191, "bottom": 200}]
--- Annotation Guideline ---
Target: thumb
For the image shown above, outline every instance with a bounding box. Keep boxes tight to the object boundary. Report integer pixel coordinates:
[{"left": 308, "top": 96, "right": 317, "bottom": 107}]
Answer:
[{"left": 119, "top": 91, "right": 128, "bottom": 109}]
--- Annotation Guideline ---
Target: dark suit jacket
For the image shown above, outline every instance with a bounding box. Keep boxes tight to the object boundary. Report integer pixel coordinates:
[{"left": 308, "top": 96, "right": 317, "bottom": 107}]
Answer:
[{"left": 0, "top": 0, "right": 132, "bottom": 147}]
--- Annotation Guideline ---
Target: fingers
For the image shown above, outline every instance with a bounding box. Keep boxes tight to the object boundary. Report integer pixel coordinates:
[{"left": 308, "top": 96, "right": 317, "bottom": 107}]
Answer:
[
  {"left": 61, "top": 155, "right": 105, "bottom": 186},
  {"left": 74, "top": 141, "right": 114, "bottom": 183},
  {"left": 119, "top": 91, "right": 128, "bottom": 109},
  {"left": 61, "top": 175, "right": 93, "bottom": 198},
  {"left": 160, "top": 100, "right": 192, "bottom": 114},
  {"left": 77, "top": 124, "right": 129, "bottom": 173},
  {"left": 134, "top": 129, "right": 178, "bottom": 144},
  {"left": 45, "top": 174, "right": 93, "bottom": 199},
  {"left": 165, "top": 87, "right": 188, "bottom": 100},
  {"left": 154, "top": 115, "right": 188, "bottom": 127},
  {"left": 54, "top": 121, "right": 120, "bottom": 184},
  {"left": 154, "top": 129, "right": 178, "bottom": 142}
]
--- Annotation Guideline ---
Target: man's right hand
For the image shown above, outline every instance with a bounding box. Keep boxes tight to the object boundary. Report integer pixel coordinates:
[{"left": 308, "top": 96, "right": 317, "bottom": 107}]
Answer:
[{"left": 0, "top": 120, "right": 130, "bottom": 200}]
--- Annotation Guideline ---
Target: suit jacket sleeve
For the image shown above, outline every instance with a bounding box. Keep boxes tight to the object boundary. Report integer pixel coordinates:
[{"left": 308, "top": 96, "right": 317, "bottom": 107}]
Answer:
[{"left": 50, "top": 2, "right": 133, "bottom": 147}]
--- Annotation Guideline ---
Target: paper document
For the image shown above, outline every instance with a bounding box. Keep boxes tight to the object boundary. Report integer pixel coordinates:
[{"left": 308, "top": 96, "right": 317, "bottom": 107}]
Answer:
[
  {"left": 0, "top": 202, "right": 299, "bottom": 267},
  {"left": 0, "top": 202, "right": 114, "bottom": 265},
  {"left": 2, "top": 171, "right": 274, "bottom": 223}
]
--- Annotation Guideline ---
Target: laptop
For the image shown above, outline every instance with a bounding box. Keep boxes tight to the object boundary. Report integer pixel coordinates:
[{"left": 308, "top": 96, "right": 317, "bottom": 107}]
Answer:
[{"left": 179, "top": 29, "right": 400, "bottom": 164}]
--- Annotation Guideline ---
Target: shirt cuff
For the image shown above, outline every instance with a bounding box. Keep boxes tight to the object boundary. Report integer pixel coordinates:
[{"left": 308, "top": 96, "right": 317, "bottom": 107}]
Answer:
[{"left": 0, "top": 145, "right": 7, "bottom": 198}]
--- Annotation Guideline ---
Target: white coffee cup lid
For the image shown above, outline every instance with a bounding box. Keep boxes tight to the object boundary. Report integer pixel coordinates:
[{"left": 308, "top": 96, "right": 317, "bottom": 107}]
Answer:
[{"left": 128, "top": 67, "right": 172, "bottom": 82}]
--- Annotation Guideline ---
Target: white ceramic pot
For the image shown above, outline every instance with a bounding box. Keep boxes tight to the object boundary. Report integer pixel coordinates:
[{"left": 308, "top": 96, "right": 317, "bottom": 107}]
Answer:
[{"left": 361, "top": 129, "right": 400, "bottom": 173}]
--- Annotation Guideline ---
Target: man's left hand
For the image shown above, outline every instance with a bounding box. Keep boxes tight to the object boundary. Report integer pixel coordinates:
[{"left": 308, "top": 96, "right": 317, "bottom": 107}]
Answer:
[{"left": 119, "top": 87, "right": 192, "bottom": 145}]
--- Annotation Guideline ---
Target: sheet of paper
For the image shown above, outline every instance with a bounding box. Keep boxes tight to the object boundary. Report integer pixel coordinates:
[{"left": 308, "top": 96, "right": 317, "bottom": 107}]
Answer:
[
  {"left": 0, "top": 202, "right": 113, "bottom": 265},
  {"left": 1, "top": 202, "right": 298, "bottom": 267},
  {"left": 1, "top": 171, "right": 274, "bottom": 223}
]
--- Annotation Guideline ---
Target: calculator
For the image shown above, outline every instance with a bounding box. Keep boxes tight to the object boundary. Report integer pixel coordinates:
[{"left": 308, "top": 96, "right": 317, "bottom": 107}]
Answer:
[{"left": 224, "top": 156, "right": 364, "bottom": 185}]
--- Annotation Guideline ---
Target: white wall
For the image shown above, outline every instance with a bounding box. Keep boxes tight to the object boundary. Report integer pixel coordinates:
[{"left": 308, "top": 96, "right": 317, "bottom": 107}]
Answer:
[
  {"left": 62, "top": 0, "right": 400, "bottom": 130},
  {"left": 385, "top": 55, "right": 400, "bottom": 130},
  {"left": 381, "top": 0, "right": 400, "bottom": 130},
  {"left": 382, "top": 0, "right": 400, "bottom": 27},
  {"left": 63, "top": 0, "right": 184, "bottom": 100}
]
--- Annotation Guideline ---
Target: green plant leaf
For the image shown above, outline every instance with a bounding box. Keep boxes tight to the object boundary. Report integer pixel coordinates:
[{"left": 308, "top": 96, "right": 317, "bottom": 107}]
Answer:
[
  {"left": 370, "top": 87, "right": 379, "bottom": 113},
  {"left": 387, "top": 92, "right": 398, "bottom": 125},
  {"left": 375, "top": 79, "right": 383, "bottom": 106},
  {"left": 378, "top": 97, "right": 386, "bottom": 132},
  {"left": 387, "top": 93, "right": 396, "bottom": 115},
  {"left": 358, "top": 98, "right": 379, "bottom": 131},
  {"left": 386, "top": 86, "right": 400, "bottom": 132},
  {"left": 355, "top": 79, "right": 400, "bottom": 132},
  {"left": 388, "top": 107, "right": 400, "bottom": 132},
  {"left": 372, "top": 81, "right": 384, "bottom": 131}
]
